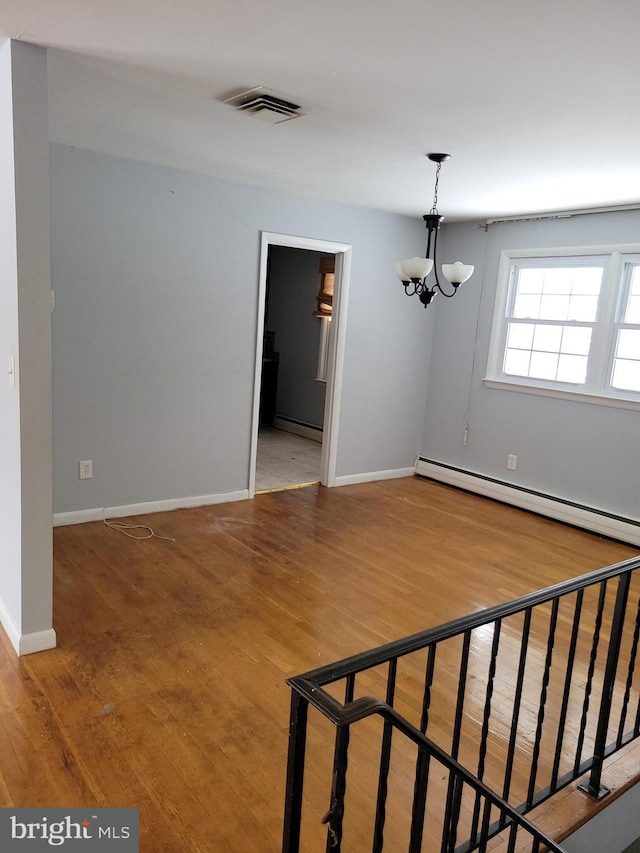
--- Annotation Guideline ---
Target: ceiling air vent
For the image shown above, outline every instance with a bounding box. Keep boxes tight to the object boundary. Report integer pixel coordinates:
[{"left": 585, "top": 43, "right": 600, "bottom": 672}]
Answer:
[{"left": 221, "top": 87, "right": 304, "bottom": 124}]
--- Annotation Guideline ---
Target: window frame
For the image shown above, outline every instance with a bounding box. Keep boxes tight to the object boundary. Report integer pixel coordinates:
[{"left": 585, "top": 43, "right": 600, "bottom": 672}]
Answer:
[
  {"left": 485, "top": 244, "right": 640, "bottom": 411},
  {"left": 605, "top": 255, "right": 640, "bottom": 399}
]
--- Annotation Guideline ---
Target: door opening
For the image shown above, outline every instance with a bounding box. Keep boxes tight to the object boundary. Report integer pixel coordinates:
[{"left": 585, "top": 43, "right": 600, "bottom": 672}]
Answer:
[{"left": 249, "top": 233, "right": 351, "bottom": 497}]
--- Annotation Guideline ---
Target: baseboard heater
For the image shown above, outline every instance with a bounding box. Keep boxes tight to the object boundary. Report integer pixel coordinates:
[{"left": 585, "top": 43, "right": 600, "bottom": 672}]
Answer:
[
  {"left": 273, "top": 416, "right": 323, "bottom": 444},
  {"left": 415, "top": 458, "right": 640, "bottom": 548}
]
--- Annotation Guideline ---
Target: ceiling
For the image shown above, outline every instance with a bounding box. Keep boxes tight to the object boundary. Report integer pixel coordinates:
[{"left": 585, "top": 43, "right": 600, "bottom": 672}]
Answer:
[{"left": 2, "top": 0, "right": 640, "bottom": 221}]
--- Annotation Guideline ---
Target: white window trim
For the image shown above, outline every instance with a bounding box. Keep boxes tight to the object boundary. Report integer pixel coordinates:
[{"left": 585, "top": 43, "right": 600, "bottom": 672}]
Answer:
[
  {"left": 484, "top": 243, "right": 640, "bottom": 408},
  {"left": 483, "top": 378, "right": 640, "bottom": 412}
]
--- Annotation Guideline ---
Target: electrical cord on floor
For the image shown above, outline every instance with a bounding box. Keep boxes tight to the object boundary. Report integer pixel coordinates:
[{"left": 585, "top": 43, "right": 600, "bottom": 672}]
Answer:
[{"left": 103, "top": 518, "right": 176, "bottom": 542}]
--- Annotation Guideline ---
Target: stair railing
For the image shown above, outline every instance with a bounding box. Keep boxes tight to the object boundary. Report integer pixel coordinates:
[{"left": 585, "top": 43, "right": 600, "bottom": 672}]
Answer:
[{"left": 283, "top": 555, "right": 640, "bottom": 852}]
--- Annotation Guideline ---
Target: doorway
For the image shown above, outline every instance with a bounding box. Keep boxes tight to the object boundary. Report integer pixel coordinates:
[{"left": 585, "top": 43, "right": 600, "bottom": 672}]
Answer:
[{"left": 249, "top": 233, "right": 352, "bottom": 496}]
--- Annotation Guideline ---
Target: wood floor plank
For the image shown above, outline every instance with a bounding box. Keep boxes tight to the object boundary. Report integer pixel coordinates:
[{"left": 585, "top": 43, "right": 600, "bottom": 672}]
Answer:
[{"left": 1, "top": 478, "right": 638, "bottom": 851}]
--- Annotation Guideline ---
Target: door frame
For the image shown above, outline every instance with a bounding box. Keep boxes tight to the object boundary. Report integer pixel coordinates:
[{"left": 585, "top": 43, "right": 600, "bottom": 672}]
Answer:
[{"left": 249, "top": 232, "right": 352, "bottom": 496}]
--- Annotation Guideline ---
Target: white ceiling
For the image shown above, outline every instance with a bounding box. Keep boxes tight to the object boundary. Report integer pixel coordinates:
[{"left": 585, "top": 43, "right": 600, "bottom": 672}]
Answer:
[{"left": 2, "top": 0, "right": 640, "bottom": 221}]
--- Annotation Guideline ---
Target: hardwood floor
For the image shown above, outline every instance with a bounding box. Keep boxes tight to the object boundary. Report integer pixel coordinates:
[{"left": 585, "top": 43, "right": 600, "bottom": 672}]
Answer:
[{"left": 1, "top": 478, "right": 638, "bottom": 851}]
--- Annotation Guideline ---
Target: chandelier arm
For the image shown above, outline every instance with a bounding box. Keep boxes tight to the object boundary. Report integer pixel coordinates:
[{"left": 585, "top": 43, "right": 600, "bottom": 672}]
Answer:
[
  {"left": 434, "top": 283, "right": 459, "bottom": 298},
  {"left": 432, "top": 222, "right": 441, "bottom": 290},
  {"left": 430, "top": 221, "right": 458, "bottom": 298}
]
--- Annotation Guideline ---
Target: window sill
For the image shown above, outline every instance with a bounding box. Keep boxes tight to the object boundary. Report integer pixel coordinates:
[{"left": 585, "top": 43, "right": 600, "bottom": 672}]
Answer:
[{"left": 482, "top": 378, "right": 640, "bottom": 412}]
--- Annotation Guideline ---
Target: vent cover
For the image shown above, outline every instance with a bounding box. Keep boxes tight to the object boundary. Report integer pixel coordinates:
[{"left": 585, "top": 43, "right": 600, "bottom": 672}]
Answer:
[{"left": 222, "top": 87, "right": 304, "bottom": 124}]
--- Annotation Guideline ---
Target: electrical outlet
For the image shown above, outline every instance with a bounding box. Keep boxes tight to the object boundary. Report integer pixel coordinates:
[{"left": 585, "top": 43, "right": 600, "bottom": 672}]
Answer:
[
  {"left": 79, "top": 460, "right": 93, "bottom": 480},
  {"left": 507, "top": 454, "right": 517, "bottom": 471}
]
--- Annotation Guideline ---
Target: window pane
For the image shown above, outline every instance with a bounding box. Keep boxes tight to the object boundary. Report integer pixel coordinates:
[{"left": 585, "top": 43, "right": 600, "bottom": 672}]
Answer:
[
  {"left": 513, "top": 294, "right": 541, "bottom": 319},
  {"left": 501, "top": 321, "right": 591, "bottom": 385},
  {"left": 626, "top": 295, "right": 640, "bottom": 324},
  {"left": 512, "top": 265, "right": 603, "bottom": 323},
  {"left": 542, "top": 268, "right": 573, "bottom": 294},
  {"left": 623, "top": 267, "right": 640, "bottom": 323},
  {"left": 507, "top": 323, "right": 534, "bottom": 349},
  {"left": 529, "top": 351, "right": 559, "bottom": 380},
  {"left": 611, "top": 359, "right": 640, "bottom": 392},
  {"left": 532, "top": 324, "right": 562, "bottom": 352},
  {"left": 557, "top": 354, "right": 588, "bottom": 384},
  {"left": 540, "top": 295, "right": 570, "bottom": 320},
  {"left": 560, "top": 326, "right": 592, "bottom": 355},
  {"left": 504, "top": 349, "right": 531, "bottom": 376},
  {"left": 517, "top": 269, "right": 545, "bottom": 294},
  {"left": 616, "top": 329, "right": 640, "bottom": 360},
  {"left": 567, "top": 294, "right": 598, "bottom": 321},
  {"left": 570, "top": 267, "right": 603, "bottom": 295}
]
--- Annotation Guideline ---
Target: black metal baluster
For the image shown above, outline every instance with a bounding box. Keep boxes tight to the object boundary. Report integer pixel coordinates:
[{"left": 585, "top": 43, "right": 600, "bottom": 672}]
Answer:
[
  {"left": 580, "top": 572, "right": 632, "bottom": 799},
  {"left": 323, "top": 675, "right": 356, "bottom": 852},
  {"left": 617, "top": 597, "right": 640, "bottom": 747},
  {"left": 420, "top": 645, "right": 437, "bottom": 736},
  {"left": 506, "top": 820, "right": 518, "bottom": 853},
  {"left": 573, "top": 580, "right": 607, "bottom": 776},
  {"left": 441, "top": 632, "right": 471, "bottom": 852},
  {"left": 372, "top": 659, "right": 398, "bottom": 853},
  {"left": 550, "top": 591, "right": 583, "bottom": 791},
  {"left": 526, "top": 598, "right": 559, "bottom": 807},
  {"left": 408, "top": 646, "right": 437, "bottom": 853},
  {"left": 441, "top": 772, "right": 464, "bottom": 853},
  {"left": 471, "top": 620, "right": 502, "bottom": 843},
  {"left": 478, "top": 795, "right": 493, "bottom": 853},
  {"left": 502, "top": 608, "right": 532, "bottom": 809},
  {"left": 282, "top": 690, "right": 310, "bottom": 853},
  {"left": 451, "top": 631, "right": 472, "bottom": 761}
]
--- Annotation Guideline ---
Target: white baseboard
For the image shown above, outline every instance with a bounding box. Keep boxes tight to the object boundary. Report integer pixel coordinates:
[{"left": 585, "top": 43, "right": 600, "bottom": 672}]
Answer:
[
  {"left": 334, "top": 467, "right": 415, "bottom": 487},
  {"left": 19, "top": 628, "right": 57, "bottom": 656},
  {"left": 54, "top": 489, "right": 250, "bottom": 527},
  {"left": 0, "top": 598, "right": 57, "bottom": 656},
  {"left": 415, "top": 458, "right": 640, "bottom": 547},
  {"left": 273, "top": 416, "right": 323, "bottom": 444},
  {"left": 54, "top": 508, "right": 104, "bottom": 526}
]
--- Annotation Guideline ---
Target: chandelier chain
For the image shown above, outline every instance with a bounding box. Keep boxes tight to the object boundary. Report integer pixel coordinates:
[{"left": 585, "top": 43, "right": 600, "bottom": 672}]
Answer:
[{"left": 430, "top": 161, "right": 442, "bottom": 215}]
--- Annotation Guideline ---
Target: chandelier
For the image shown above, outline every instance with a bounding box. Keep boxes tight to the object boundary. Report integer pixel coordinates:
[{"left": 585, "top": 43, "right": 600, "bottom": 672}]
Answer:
[{"left": 395, "top": 153, "right": 474, "bottom": 308}]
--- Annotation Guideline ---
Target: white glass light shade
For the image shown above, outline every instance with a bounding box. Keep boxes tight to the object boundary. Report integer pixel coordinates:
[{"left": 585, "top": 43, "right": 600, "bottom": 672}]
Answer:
[
  {"left": 400, "top": 257, "right": 434, "bottom": 280},
  {"left": 394, "top": 262, "right": 411, "bottom": 282},
  {"left": 442, "top": 261, "right": 474, "bottom": 285}
]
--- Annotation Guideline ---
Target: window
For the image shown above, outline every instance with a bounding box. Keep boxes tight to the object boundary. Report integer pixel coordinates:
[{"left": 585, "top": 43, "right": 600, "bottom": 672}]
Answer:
[
  {"left": 611, "top": 262, "right": 640, "bottom": 394},
  {"left": 486, "top": 247, "right": 640, "bottom": 406}
]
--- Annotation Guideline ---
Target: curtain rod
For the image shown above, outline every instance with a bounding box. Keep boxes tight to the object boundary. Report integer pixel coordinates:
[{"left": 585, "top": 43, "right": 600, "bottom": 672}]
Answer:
[{"left": 485, "top": 202, "right": 640, "bottom": 226}]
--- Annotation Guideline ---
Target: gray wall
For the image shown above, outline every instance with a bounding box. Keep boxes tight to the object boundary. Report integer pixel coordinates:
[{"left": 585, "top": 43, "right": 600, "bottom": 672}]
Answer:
[
  {"left": 267, "top": 246, "right": 327, "bottom": 429},
  {"left": 0, "top": 40, "right": 23, "bottom": 634},
  {"left": 421, "top": 210, "right": 640, "bottom": 522},
  {"left": 0, "top": 40, "right": 54, "bottom": 649},
  {"left": 50, "top": 144, "right": 429, "bottom": 513}
]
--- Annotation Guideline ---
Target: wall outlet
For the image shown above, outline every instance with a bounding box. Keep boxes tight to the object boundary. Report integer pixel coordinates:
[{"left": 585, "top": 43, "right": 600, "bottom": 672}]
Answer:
[
  {"left": 79, "top": 460, "right": 93, "bottom": 480},
  {"left": 507, "top": 454, "right": 517, "bottom": 471}
]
